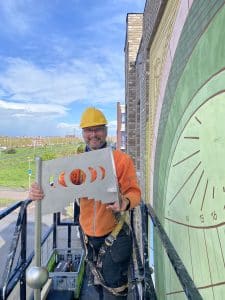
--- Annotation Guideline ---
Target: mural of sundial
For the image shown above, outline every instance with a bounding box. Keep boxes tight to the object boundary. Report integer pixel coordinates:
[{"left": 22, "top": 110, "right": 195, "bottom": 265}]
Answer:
[
  {"left": 164, "top": 93, "right": 225, "bottom": 299},
  {"left": 152, "top": 1, "right": 225, "bottom": 299}
]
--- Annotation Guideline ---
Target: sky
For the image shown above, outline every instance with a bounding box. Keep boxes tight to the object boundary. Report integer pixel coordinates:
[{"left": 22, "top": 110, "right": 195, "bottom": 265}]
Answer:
[{"left": 0, "top": 0, "right": 145, "bottom": 137}]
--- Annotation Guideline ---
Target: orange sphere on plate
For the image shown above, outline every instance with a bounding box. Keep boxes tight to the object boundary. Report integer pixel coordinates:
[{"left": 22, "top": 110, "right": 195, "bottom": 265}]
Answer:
[{"left": 70, "top": 169, "right": 86, "bottom": 185}]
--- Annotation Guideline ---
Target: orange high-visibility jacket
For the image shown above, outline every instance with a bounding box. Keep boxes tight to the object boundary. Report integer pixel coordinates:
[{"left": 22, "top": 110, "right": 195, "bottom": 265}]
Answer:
[{"left": 79, "top": 149, "right": 141, "bottom": 237}]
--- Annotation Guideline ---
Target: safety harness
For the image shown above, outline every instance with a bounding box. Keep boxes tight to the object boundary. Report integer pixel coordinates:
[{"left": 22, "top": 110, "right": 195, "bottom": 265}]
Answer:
[
  {"left": 76, "top": 144, "right": 129, "bottom": 295},
  {"left": 81, "top": 212, "right": 129, "bottom": 296}
]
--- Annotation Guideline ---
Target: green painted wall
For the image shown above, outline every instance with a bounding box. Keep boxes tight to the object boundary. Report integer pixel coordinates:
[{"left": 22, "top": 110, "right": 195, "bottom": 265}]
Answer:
[{"left": 154, "top": 1, "right": 225, "bottom": 298}]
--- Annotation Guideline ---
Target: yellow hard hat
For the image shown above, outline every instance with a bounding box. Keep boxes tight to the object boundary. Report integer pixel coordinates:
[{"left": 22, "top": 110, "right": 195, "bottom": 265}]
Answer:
[{"left": 80, "top": 107, "right": 108, "bottom": 128}]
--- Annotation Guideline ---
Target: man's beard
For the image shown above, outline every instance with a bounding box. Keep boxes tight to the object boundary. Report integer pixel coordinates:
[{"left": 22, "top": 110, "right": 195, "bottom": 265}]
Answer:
[{"left": 88, "top": 137, "right": 103, "bottom": 149}]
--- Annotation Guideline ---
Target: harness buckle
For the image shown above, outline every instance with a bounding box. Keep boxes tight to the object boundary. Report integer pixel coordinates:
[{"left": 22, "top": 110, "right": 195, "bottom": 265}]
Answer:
[
  {"left": 105, "top": 235, "right": 115, "bottom": 246},
  {"left": 84, "top": 234, "right": 88, "bottom": 244}
]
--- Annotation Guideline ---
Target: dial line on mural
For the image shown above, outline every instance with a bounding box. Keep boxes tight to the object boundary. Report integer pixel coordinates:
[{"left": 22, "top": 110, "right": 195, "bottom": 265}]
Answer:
[
  {"left": 203, "top": 229, "right": 215, "bottom": 298},
  {"left": 212, "top": 186, "right": 215, "bottom": 199},
  {"left": 188, "top": 226, "right": 195, "bottom": 280},
  {"left": 184, "top": 136, "right": 199, "bottom": 139},
  {"left": 195, "top": 116, "right": 202, "bottom": 124},
  {"left": 201, "top": 179, "right": 209, "bottom": 211},
  {"left": 169, "top": 161, "right": 202, "bottom": 205},
  {"left": 189, "top": 170, "right": 204, "bottom": 204},
  {"left": 216, "top": 228, "right": 225, "bottom": 267},
  {"left": 172, "top": 150, "right": 200, "bottom": 167}
]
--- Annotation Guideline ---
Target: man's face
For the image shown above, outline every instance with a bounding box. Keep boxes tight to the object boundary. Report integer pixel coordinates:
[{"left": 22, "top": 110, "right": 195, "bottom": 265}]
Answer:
[{"left": 82, "top": 125, "right": 107, "bottom": 150}]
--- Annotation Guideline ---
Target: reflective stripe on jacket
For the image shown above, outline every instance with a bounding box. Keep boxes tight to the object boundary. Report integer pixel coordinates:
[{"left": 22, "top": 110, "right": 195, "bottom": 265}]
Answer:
[{"left": 79, "top": 149, "right": 141, "bottom": 237}]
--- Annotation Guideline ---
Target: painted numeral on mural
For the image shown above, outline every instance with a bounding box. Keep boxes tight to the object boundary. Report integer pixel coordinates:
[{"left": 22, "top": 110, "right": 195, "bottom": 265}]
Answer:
[
  {"left": 211, "top": 211, "right": 217, "bottom": 221},
  {"left": 200, "top": 214, "right": 204, "bottom": 223}
]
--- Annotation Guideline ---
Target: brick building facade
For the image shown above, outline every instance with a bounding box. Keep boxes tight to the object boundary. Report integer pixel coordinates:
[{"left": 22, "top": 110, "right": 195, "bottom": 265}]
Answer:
[
  {"left": 125, "top": 0, "right": 166, "bottom": 200},
  {"left": 124, "top": 13, "right": 143, "bottom": 167}
]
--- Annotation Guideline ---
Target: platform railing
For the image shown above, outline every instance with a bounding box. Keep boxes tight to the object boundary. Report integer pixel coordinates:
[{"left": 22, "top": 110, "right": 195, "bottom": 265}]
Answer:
[
  {"left": 0, "top": 199, "right": 202, "bottom": 299},
  {"left": 0, "top": 199, "right": 82, "bottom": 300},
  {"left": 143, "top": 202, "right": 203, "bottom": 300},
  {"left": 0, "top": 200, "right": 53, "bottom": 300}
]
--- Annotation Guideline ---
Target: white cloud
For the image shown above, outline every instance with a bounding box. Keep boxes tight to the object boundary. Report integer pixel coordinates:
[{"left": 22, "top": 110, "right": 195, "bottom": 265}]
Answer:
[
  {"left": 0, "top": 99, "right": 67, "bottom": 115},
  {"left": 0, "top": 56, "right": 124, "bottom": 105},
  {"left": 0, "top": 53, "right": 122, "bottom": 136},
  {"left": 0, "top": 0, "right": 145, "bottom": 136}
]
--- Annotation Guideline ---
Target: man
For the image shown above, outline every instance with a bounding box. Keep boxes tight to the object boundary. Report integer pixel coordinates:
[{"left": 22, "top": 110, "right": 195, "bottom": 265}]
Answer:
[{"left": 29, "top": 107, "right": 141, "bottom": 299}]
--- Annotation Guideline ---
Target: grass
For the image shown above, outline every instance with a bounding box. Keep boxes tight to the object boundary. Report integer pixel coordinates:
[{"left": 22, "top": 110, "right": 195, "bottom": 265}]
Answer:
[{"left": 0, "top": 142, "right": 83, "bottom": 189}]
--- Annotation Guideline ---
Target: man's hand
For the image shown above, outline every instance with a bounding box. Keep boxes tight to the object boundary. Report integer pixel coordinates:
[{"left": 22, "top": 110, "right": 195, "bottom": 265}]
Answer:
[
  {"left": 28, "top": 182, "right": 44, "bottom": 201},
  {"left": 106, "top": 195, "right": 130, "bottom": 212}
]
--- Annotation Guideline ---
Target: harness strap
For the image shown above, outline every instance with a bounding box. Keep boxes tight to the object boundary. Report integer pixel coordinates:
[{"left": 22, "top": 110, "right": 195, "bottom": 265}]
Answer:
[
  {"left": 104, "top": 212, "right": 127, "bottom": 246},
  {"left": 87, "top": 260, "right": 128, "bottom": 296},
  {"left": 82, "top": 213, "right": 128, "bottom": 295},
  {"left": 97, "top": 212, "right": 127, "bottom": 269}
]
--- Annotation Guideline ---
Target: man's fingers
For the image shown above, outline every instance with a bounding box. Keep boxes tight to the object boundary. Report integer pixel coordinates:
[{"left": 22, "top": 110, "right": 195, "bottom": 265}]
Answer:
[
  {"left": 29, "top": 191, "right": 44, "bottom": 200},
  {"left": 28, "top": 182, "right": 44, "bottom": 200},
  {"left": 106, "top": 196, "right": 129, "bottom": 212},
  {"left": 106, "top": 202, "right": 120, "bottom": 211}
]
